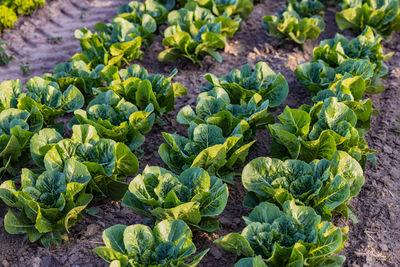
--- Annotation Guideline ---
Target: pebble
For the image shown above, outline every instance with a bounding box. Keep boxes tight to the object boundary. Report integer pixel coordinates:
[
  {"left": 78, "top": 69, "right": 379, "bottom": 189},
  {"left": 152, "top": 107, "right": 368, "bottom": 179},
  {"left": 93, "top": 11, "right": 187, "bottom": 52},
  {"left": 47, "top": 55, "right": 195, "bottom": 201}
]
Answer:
[
  {"left": 383, "top": 145, "right": 393, "bottom": 154},
  {"left": 85, "top": 224, "right": 100, "bottom": 237},
  {"left": 39, "top": 255, "right": 60, "bottom": 267},
  {"left": 379, "top": 243, "right": 389, "bottom": 251},
  {"left": 2, "top": 260, "right": 9, "bottom": 267},
  {"left": 210, "top": 247, "right": 222, "bottom": 260}
]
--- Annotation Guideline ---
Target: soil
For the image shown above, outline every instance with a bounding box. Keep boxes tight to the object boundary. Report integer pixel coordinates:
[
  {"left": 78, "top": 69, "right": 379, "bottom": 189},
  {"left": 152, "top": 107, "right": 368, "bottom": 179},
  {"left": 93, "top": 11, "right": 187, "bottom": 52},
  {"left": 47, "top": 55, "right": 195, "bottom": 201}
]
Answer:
[{"left": 0, "top": 0, "right": 399, "bottom": 266}]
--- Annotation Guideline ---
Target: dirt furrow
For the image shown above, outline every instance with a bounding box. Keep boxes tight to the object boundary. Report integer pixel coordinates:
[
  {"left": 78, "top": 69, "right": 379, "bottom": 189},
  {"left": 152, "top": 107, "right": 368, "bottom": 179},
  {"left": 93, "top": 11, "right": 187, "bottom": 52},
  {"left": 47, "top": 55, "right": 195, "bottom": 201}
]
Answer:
[{"left": 0, "top": 0, "right": 128, "bottom": 83}]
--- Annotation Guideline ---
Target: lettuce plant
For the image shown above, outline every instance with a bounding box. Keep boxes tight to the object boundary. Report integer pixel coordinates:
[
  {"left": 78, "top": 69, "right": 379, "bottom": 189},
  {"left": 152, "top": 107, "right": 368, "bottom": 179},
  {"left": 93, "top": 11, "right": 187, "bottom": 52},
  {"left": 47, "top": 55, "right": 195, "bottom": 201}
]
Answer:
[
  {"left": 0, "top": 107, "right": 43, "bottom": 175},
  {"left": 105, "top": 64, "right": 187, "bottom": 117},
  {"left": 159, "top": 122, "right": 254, "bottom": 183},
  {"left": 263, "top": 6, "right": 325, "bottom": 44},
  {"left": 177, "top": 63, "right": 286, "bottom": 139},
  {"left": 117, "top": 0, "right": 169, "bottom": 25},
  {"left": 310, "top": 74, "right": 375, "bottom": 134},
  {"left": 45, "top": 59, "right": 108, "bottom": 98},
  {"left": 93, "top": 219, "right": 209, "bottom": 266},
  {"left": 0, "top": 158, "right": 93, "bottom": 248},
  {"left": 195, "top": 0, "right": 254, "bottom": 19},
  {"left": 177, "top": 87, "right": 274, "bottom": 140},
  {"left": 288, "top": 0, "right": 324, "bottom": 17},
  {"left": 297, "top": 27, "right": 392, "bottom": 96},
  {"left": 0, "top": 79, "right": 24, "bottom": 111},
  {"left": 31, "top": 124, "right": 139, "bottom": 200},
  {"left": 268, "top": 98, "right": 375, "bottom": 167},
  {"left": 295, "top": 58, "right": 385, "bottom": 94},
  {"left": 123, "top": 166, "right": 228, "bottom": 232},
  {"left": 215, "top": 200, "right": 348, "bottom": 266},
  {"left": 242, "top": 151, "right": 364, "bottom": 221},
  {"left": 70, "top": 90, "right": 155, "bottom": 152},
  {"left": 336, "top": 0, "right": 400, "bottom": 39},
  {"left": 74, "top": 24, "right": 143, "bottom": 68},
  {"left": 15, "top": 77, "right": 84, "bottom": 125},
  {"left": 0, "top": 5, "right": 17, "bottom": 33},
  {"left": 2, "top": 0, "right": 46, "bottom": 15},
  {"left": 158, "top": 2, "right": 241, "bottom": 64},
  {"left": 313, "top": 27, "right": 392, "bottom": 81},
  {"left": 200, "top": 62, "right": 289, "bottom": 109}
]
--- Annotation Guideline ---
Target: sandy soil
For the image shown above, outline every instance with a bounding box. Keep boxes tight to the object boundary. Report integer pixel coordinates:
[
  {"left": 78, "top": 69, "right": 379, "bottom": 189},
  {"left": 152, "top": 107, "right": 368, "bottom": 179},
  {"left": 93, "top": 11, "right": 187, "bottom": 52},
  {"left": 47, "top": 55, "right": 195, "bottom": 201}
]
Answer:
[{"left": 0, "top": 0, "right": 399, "bottom": 266}]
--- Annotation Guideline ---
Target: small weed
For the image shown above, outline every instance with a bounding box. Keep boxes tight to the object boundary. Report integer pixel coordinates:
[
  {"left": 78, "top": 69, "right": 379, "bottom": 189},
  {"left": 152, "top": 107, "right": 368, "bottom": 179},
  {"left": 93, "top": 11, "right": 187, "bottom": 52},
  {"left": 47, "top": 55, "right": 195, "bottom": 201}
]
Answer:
[
  {"left": 20, "top": 61, "right": 31, "bottom": 76},
  {"left": 80, "top": 7, "right": 88, "bottom": 19},
  {"left": 47, "top": 36, "right": 63, "bottom": 44},
  {"left": 0, "top": 41, "right": 13, "bottom": 66}
]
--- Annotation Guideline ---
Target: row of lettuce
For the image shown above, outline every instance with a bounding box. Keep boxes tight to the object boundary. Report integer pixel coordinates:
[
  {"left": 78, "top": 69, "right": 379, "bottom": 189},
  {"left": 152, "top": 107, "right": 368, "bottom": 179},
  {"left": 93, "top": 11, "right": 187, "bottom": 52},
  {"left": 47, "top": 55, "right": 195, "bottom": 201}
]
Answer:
[
  {"left": 263, "top": 0, "right": 400, "bottom": 44},
  {"left": 75, "top": 0, "right": 256, "bottom": 67},
  {"left": 0, "top": 1, "right": 393, "bottom": 267},
  {"left": 90, "top": 26, "right": 392, "bottom": 266},
  {"left": 212, "top": 26, "right": 392, "bottom": 266},
  {"left": 0, "top": 0, "right": 46, "bottom": 34}
]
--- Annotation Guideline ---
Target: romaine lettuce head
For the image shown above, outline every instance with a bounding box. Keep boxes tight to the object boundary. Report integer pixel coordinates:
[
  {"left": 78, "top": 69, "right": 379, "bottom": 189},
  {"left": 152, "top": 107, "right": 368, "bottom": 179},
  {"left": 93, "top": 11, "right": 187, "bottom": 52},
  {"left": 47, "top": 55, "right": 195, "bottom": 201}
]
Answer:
[
  {"left": 123, "top": 166, "right": 228, "bottom": 232},
  {"left": 31, "top": 124, "right": 139, "bottom": 200},
  {"left": 177, "top": 87, "right": 274, "bottom": 139},
  {"left": 74, "top": 26, "right": 143, "bottom": 68},
  {"left": 158, "top": 2, "right": 241, "bottom": 64},
  {"left": 195, "top": 0, "right": 254, "bottom": 19},
  {"left": 295, "top": 58, "right": 385, "bottom": 95},
  {"left": 104, "top": 64, "right": 187, "bottom": 116},
  {"left": 0, "top": 158, "right": 93, "bottom": 248},
  {"left": 242, "top": 150, "right": 364, "bottom": 220},
  {"left": 313, "top": 26, "right": 392, "bottom": 76},
  {"left": 336, "top": 0, "right": 400, "bottom": 39},
  {"left": 215, "top": 200, "right": 348, "bottom": 266},
  {"left": 70, "top": 90, "right": 155, "bottom": 152},
  {"left": 16, "top": 77, "right": 84, "bottom": 125},
  {"left": 263, "top": 9, "right": 325, "bottom": 44},
  {"left": 93, "top": 219, "right": 209, "bottom": 266},
  {"left": 46, "top": 59, "right": 106, "bottom": 98},
  {"left": 200, "top": 62, "right": 288, "bottom": 108},
  {"left": 0, "top": 107, "right": 43, "bottom": 175},
  {"left": 158, "top": 122, "right": 255, "bottom": 183},
  {"left": 117, "top": 0, "right": 169, "bottom": 24},
  {"left": 268, "top": 98, "right": 376, "bottom": 167}
]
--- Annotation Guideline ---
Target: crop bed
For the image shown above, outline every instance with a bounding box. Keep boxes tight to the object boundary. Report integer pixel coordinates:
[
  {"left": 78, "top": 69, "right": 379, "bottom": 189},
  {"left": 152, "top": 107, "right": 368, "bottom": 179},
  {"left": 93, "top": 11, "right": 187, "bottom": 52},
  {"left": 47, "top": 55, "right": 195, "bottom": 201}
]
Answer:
[{"left": 0, "top": 0, "right": 399, "bottom": 266}]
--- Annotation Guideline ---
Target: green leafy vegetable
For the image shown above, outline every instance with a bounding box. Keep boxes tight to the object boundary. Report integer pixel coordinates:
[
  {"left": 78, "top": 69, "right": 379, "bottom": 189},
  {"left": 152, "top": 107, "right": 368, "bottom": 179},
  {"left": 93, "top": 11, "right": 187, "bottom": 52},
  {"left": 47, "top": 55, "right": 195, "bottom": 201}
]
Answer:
[
  {"left": 123, "top": 166, "right": 228, "bottom": 232},
  {"left": 159, "top": 122, "right": 255, "bottom": 183},
  {"left": 45, "top": 59, "right": 108, "bottom": 99},
  {"left": 0, "top": 107, "right": 43, "bottom": 175},
  {"left": 118, "top": 0, "right": 169, "bottom": 24},
  {"left": 2, "top": 0, "right": 46, "bottom": 15},
  {"left": 0, "top": 5, "right": 17, "bottom": 33},
  {"left": 194, "top": 0, "right": 254, "bottom": 19},
  {"left": 103, "top": 64, "right": 187, "bottom": 116},
  {"left": 313, "top": 26, "right": 392, "bottom": 80},
  {"left": 215, "top": 200, "right": 348, "bottom": 266},
  {"left": 268, "top": 98, "right": 375, "bottom": 167},
  {"left": 74, "top": 23, "right": 143, "bottom": 68},
  {"left": 200, "top": 62, "right": 289, "bottom": 108},
  {"left": 31, "top": 124, "right": 139, "bottom": 200},
  {"left": 0, "top": 158, "right": 92, "bottom": 248},
  {"left": 93, "top": 219, "right": 209, "bottom": 266},
  {"left": 177, "top": 87, "right": 274, "bottom": 139},
  {"left": 295, "top": 58, "right": 385, "bottom": 95},
  {"left": 242, "top": 151, "right": 364, "bottom": 220},
  {"left": 70, "top": 90, "right": 155, "bottom": 152},
  {"left": 263, "top": 0, "right": 325, "bottom": 44},
  {"left": 17, "top": 77, "right": 84, "bottom": 125},
  {"left": 336, "top": 0, "right": 400, "bottom": 39},
  {"left": 159, "top": 2, "right": 241, "bottom": 64}
]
